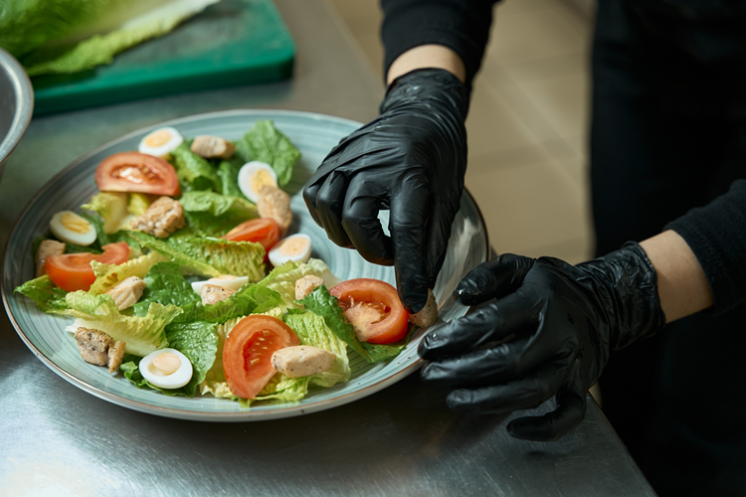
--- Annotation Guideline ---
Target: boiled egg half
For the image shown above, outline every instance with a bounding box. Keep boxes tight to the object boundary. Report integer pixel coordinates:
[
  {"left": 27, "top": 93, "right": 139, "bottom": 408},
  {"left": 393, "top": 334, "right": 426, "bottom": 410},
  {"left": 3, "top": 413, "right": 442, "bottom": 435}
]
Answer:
[
  {"left": 238, "top": 161, "right": 277, "bottom": 203},
  {"left": 50, "top": 211, "right": 97, "bottom": 246},
  {"left": 138, "top": 127, "right": 183, "bottom": 158},
  {"left": 191, "top": 275, "right": 249, "bottom": 296},
  {"left": 269, "top": 234, "right": 312, "bottom": 267},
  {"left": 139, "top": 348, "right": 193, "bottom": 389}
]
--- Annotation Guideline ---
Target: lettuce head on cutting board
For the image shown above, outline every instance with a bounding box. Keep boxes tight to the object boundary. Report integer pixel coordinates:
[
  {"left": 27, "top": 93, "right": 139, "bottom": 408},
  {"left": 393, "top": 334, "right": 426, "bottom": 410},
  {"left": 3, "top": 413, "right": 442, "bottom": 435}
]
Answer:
[{"left": 0, "top": 0, "right": 220, "bottom": 76}]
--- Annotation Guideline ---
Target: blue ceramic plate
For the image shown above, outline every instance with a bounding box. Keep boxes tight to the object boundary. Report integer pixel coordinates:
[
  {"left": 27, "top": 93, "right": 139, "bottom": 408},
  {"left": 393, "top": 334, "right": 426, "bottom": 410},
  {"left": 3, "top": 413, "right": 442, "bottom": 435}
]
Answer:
[{"left": 2, "top": 110, "right": 489, "bottom": 421}]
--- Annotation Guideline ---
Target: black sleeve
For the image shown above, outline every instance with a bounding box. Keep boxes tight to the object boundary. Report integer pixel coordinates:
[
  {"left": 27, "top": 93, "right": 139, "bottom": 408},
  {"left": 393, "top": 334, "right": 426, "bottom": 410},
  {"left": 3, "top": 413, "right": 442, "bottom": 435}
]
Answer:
[
  {"left": 380, "top": 0, "right": 500, "bottom": 86},
  {"left": 666, "top": 179, "right": 746, "bottom": 314}
]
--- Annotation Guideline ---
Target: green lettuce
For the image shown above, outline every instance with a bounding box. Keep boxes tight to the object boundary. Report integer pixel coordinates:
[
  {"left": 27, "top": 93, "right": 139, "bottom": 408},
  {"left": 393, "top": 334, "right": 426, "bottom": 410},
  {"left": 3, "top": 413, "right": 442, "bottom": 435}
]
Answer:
[
  {"left": 258, "top": 259, "right": 338, "bottom": 305},
  {"left": 135, "top": 261, "right": 199, "bottom": 311},
  {"left": 14, "top": 275, "right": 70, "bottom": 314},
  {"left": 125, "top": 231, "right": 220, "bottom": 277},
  {"left": 200, "top": 316, "right": 239, "bottom": 398},
  {"left": 171, "top": 143, "right": 221, "bottom": 192},
  {"left": 284, "top": 312, "right": 351, "bottom": 388},
  {"left": 179, "top": 191, "right": 258, "bottom": 236},
  {"left": 235, "top": 120, "right": 300, "bottom": 187},
  {"left": 82, "top": 192, "right": 129, "bottom": 234},
  {"left": 64, "top": 291, "right": 181, "bottom": 356},
  {"left": 120, "top": 320, "right": 219, "bottom": 397},
  {"left": 127, "top": 193, "right": 154, "bottom": 216},
  {"left": 216, "top": 159, "right": 248, "bottom": 200},
  {"left": 298, "top": 285, "right": 404, "bottom": 364},
  {"left": 88, "top": 251, "right": 166, "bottom": 295},
  {"left": 166, "top": 235, "right": 265, "bottom": 281},
  {"left": 18, "top": 0, "right": 221, "bottom": 76}
]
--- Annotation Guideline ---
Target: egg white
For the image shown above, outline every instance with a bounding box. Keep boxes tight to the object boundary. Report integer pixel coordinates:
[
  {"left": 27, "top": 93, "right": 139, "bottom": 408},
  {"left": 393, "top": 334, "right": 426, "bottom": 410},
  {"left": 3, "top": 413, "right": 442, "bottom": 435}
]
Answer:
[
  {"left": 269, "top": 234, "right": 312, "bottom": 267},
  {"left": 238, "top": 161, "right": 278, "bottom": 203},
  {"left": 138, "top": 127, "right": 183, "bottom": 158},
  {"left": 191, "top": 275, "right": 249, "bottom": 295},
  {"left": 49, "top": 211, "right": 97, "bottom": 246},
  {"left": 138, "top": 348, "right": 193, "bottom": 389}
]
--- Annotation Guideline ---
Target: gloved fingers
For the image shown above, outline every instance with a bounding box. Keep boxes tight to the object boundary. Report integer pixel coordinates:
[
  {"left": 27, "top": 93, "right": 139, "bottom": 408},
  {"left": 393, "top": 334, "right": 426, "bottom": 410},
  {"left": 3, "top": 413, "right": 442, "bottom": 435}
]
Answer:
[
  {"left": 505, "top": 386, "right": 587, "bottom": 441},
  {"left": 424, "top": 196, "right": 459, "bottom": 289},
  {"left": 303, "top": 179, "right": 324, "bottom": 227},
  {"left": 341, "top": 180, "right": 394, "bottom": 265},
  {"left": 389, "top": 174, "right": 431, "bottom": 313},
  {"left": 454, "top": 254, "right": 536, "bottom": 306},
  {"left": 314, "top": 170, "right": 353, "bottom": 248},
  {"left": 418, "top": 290, "right": 539, "bottom": 360},
  {"left": 443, "top": 353, "right": 573, "bottom": 415}
]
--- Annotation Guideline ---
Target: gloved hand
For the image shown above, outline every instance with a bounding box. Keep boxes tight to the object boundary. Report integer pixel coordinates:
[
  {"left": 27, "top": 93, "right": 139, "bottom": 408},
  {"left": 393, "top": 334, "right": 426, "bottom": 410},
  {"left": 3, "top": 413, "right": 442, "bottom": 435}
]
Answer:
[
  {"left": 303, "top": 68, "right": 469, "bottom": 313},
  {"left": 419, "top": 242, "right": 666, "bottom": 441}
]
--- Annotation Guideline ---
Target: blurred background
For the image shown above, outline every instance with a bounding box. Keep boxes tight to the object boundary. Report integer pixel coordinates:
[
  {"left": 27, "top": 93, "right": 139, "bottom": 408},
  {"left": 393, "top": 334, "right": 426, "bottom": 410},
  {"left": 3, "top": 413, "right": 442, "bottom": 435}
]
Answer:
[{"left": 329, "top": 0, "right": 595, "bottom": 263}]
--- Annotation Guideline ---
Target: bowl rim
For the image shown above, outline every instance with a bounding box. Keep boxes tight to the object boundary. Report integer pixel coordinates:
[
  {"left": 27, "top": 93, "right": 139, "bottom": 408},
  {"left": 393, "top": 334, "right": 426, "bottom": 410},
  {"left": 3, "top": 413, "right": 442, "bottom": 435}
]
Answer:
[{"left": 0, "top": 47, "right": 34, "bottom": 167}]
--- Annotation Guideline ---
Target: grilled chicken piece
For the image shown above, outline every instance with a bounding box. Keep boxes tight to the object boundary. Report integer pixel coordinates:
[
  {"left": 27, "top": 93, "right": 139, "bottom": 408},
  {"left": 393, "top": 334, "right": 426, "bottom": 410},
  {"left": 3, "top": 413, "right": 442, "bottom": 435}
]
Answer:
[
  {"left": 257, "top": 185, "right": 292, "bottom": 235},
  {"left": 105, "top": 276, "right": 146, "bottom": 310},
  {"left": 130, "top": 196, "right": 185, "bottom": 238},
  {"left": 295, "top": 275, "right": 324, "bottom": 300},
  {"left": 201, "top": 284, "right": 236, "bottom": 305},
  {"left": 272, "top": 346, "right": 335, "bottom": 378},
  {"left": 410, "top": 288, "right": 438, "bottom": 328},
  {"left": 74, "top": 327, "right": 126, "bottom": 373},
  {"left": 190, "top": 135, "right": 236, "bottom": 159},
  {"left": 36, "top": 240, "right": 65, "bottom": 277}
]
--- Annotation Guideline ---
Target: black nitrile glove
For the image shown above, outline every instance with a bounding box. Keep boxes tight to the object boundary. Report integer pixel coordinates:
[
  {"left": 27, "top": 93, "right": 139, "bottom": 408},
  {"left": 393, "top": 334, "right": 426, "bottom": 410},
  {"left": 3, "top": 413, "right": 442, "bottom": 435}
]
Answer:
[
  {"left": 419, "top": 242, "right": 667, "bottom": 441},
  {"left": 303, "top": 68, "right": 469, "bottom": 313}
]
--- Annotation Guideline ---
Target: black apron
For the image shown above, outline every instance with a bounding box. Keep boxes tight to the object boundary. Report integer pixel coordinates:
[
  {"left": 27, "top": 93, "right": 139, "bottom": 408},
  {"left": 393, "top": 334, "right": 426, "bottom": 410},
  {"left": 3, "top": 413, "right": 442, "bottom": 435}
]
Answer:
[{"left": 590, "top": 1, "right": 746, "bottom": 495}]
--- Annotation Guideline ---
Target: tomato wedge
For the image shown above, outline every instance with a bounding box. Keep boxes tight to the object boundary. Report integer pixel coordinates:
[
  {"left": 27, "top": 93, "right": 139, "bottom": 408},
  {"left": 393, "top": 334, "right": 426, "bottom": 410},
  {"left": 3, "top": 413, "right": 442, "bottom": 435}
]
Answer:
[
  {"left": 223, "top": 315, "right": 300, "bottom": 399},
  {"left": 45, "top": 242, "right": 130, "bottom": 292},
  {"left": 330, "top": 278, "right": 410, "bottom": 345},
  {"left": 221, "top": 218, "right": 280, "bottom": 261},
  {"left": 95, "top": 152, "right": 179, "bottom": 196}
]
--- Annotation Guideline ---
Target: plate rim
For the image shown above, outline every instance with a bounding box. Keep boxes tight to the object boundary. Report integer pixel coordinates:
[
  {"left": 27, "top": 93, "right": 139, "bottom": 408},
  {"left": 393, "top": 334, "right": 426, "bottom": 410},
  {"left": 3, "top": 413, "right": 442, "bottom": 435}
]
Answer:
[{"left": 1, "top": 108, "right": 490, "bottom": 421}]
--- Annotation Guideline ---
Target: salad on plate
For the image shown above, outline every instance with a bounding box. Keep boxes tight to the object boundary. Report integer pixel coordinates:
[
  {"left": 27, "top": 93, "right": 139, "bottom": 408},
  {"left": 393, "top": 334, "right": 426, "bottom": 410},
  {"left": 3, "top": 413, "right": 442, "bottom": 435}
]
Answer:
[{"left": 15, "top": 121, "right": 437, "bottom": 408}]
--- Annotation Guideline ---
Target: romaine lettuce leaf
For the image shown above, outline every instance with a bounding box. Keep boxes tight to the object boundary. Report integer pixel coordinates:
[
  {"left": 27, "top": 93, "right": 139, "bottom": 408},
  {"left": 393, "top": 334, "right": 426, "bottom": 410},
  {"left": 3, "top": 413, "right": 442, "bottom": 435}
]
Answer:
[
  {"left": 82, "top": 192, "right": 129, "bottom": 234},
  {"left": 284, "top": 312, "right": 351, "bottom": 388},
  {"left": 125, "top": 231, "right": 221, "bottom": 277},
  {"left": 127, "top": 193, "right": 155, "bottom": 216},
  {"left": 258, "top": 258, "right": 338, "bottom": 305},
  {"left": 179, "top": 191, "right": 258, "bottom": 236},
  {"left": 171, "top": 143, "right": 221, "bottom": 192},
  {"left": 166, "top": 235, "right": 265, "bottom": 281},
  {"left": 217, "top": 159, "right": 248, "bottom": 200},
  {"left": 88, "top": 251, "right": 166, "bottom": 295},
  {"left": 120, "top": 321, "right": 219, "bottom": 397},
  {"left": 14, "top": 275, "right": 70, "bottom": 314},
  {"left": 21, "top": 0, "right": 221, "bottom": 76},
  {"left": 63, "top": 292, "right": 181, "bottom": 356},
  {"left": 200, "top": 316, "right": 240, "bottom": 398},
  {"left": 235, "top": 120, "right": 300, "bottom": 187},
  {"left": 298, "top": 285, "right": 404, "bottom": 363},
  {"left": 134, "top": 261, "right": 199, "bottom": 313}
]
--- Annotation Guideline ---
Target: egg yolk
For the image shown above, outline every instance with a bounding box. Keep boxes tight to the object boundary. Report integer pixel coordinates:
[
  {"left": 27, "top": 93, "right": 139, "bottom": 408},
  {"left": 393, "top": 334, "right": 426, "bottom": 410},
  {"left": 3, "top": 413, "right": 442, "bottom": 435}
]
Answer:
[
  {"left": 60, "top": 212, "right": 92, "bottom": 234},
  {"left": 150, "top": 352, "right": 181, "bottom": 376},
  {"left": 250, "top": 169, "right": 276, "bottom": 194},
  {"left": 279, "top": 237, "right": 307, "bottom": 256},
  {"left": 144, "top": 129, "right": 172, "bottom": 148}
]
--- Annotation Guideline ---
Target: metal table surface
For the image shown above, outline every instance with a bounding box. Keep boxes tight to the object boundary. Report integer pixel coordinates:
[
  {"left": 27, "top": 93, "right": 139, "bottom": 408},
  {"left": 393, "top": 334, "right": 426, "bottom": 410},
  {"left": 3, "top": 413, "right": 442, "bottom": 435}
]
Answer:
[{"left": 0, "top": 1, "right": 655, "bottom": 495}]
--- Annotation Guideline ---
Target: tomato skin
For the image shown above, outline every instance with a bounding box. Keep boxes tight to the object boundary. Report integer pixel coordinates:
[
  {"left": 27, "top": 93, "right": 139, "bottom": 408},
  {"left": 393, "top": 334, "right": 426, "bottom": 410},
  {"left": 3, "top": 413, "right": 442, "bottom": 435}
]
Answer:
[
  {"left": 330, "top": 278, "right": 410, "bottom": 345},
  {"left": 46, "top": 242, "right": 130, "bottom": 292},
  {"left": 221, "top": 218, "right": 280, "bottom": 261},
  {"left": 96, "top": 152, "right": 179, "bottom": 196},
  {"left": 223, "top": 315, "right": 300, "bottom": 399}
]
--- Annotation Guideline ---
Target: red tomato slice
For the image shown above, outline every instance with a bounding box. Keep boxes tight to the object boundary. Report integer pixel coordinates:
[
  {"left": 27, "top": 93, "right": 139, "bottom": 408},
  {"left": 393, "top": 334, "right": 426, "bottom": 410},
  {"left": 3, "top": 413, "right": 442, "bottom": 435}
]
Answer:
[
  {"left": 330, "top": 278, "right": 410, "bottom": 345},
  {"left": 221, "top": 218, "right": 280, "bottom": 261},
  {"left": 46, "top": 242, "right": 130, "bottom": 292},
  {"left": 223, "top": 315, "right": 300, "bottom": 399},
  {"left": 95, "top": 152, "right": 179, "bottom": 196}
]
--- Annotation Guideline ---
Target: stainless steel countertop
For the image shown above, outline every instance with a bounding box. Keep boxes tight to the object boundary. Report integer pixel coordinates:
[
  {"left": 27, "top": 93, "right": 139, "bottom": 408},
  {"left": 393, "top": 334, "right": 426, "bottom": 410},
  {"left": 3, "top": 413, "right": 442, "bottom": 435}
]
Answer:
[{"left": 0, "top": 1, "right": 655, "bottom": 495}]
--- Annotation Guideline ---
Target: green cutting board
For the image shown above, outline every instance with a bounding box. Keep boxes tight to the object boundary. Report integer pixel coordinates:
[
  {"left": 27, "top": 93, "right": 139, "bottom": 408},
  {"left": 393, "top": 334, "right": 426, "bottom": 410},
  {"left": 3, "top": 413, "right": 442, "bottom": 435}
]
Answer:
[{"left": 31, "top": 0, "right": 295, "bottom": 116}]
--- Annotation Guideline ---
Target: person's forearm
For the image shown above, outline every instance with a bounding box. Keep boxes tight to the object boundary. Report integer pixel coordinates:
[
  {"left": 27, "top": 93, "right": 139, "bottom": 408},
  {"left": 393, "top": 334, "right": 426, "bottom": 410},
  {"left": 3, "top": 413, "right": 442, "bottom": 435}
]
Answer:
[
  {"left": 387, "top": 45, "right": 466, "bottom": 85},
  {"left": 639, "top": 230, "right": 713, "bottom": 322}
]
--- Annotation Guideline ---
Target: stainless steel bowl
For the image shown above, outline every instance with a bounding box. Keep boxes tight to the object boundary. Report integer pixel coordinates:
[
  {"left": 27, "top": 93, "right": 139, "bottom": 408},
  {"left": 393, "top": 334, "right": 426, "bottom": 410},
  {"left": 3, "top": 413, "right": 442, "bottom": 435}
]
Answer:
[{"left": 0, "top": 48, "right": 33, "bottom": 181}]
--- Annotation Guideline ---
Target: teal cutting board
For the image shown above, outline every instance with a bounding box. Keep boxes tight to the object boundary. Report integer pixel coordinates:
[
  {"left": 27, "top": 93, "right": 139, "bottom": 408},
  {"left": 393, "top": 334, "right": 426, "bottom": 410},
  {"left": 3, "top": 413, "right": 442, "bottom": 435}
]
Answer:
[{"left": 31, "top": 0, "right": 295, "bottom": 116}]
